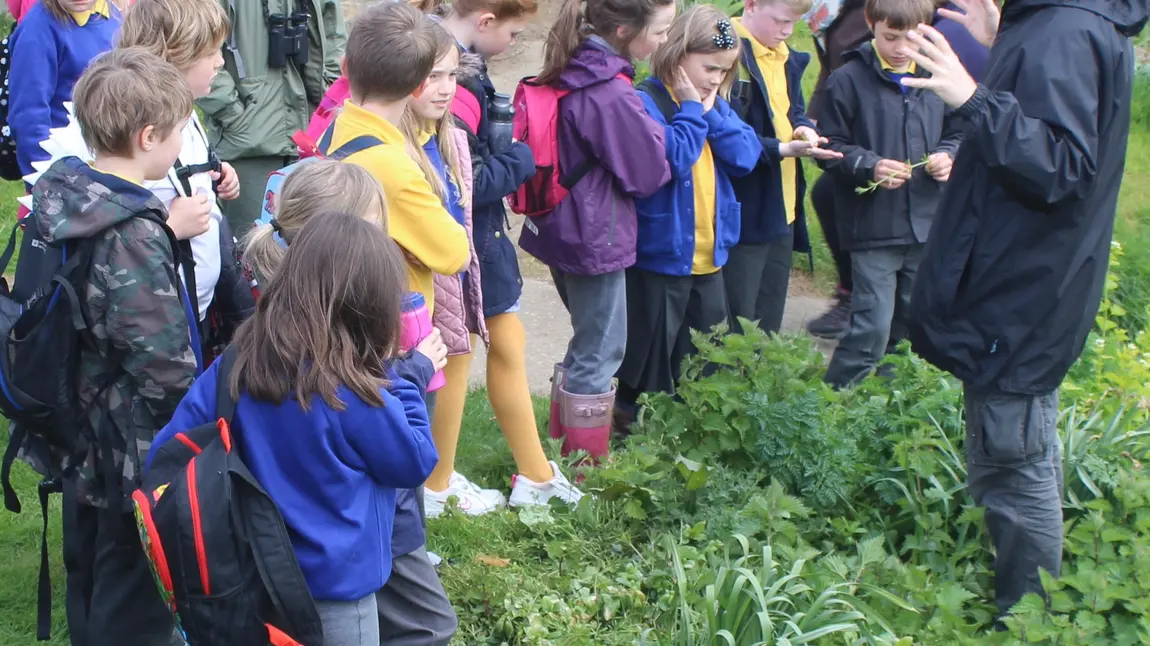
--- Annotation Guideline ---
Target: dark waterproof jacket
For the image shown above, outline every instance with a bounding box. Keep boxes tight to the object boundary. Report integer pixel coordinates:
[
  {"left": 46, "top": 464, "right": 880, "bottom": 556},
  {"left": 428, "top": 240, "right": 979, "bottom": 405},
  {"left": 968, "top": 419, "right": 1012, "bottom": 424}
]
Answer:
[
  {"left": 455, "top": 52, "right": 536, "bottom": 317},
  {"left": 807, "top": 0, "right": 870, "bottom": 122},
  {"left": 909, "top": 0, "right": 1148, "bottom": 396},
  {"left": 729, "top": 44, "right": 816, "bottom": 251},
  {"left": 817, "top": 43, "right": 963, "bottom": 251}
]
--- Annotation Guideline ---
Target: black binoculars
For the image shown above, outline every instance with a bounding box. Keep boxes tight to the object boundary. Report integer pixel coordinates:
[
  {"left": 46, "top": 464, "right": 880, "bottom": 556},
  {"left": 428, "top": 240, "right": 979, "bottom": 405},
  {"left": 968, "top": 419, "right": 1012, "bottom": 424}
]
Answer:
[{"left": 267, "top": 11, "right": 310, "bottom": 69}]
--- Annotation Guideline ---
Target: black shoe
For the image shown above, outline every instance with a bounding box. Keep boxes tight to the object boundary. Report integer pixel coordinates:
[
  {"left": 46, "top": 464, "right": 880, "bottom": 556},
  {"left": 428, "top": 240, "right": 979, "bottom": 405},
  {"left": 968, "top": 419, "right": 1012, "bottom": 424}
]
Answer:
[{"left": 807, "top": 290, "right": 851, "bottom": 340}]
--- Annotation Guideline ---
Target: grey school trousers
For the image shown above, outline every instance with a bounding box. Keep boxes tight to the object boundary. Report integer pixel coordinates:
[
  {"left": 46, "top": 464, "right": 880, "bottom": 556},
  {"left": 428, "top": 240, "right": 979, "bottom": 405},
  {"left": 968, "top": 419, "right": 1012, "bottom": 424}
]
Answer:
[
  {"left": 964, "top": 387, "right": 1063, "bottom": 617},
  {"left": 551, "top": 268, "right": 627, "bottom": 395},
  {"left": 825, "top": 245, "right": 923, "bottom": 388},
  {"left": 314, "top": 547, "right": 457, "bottom": 646}
]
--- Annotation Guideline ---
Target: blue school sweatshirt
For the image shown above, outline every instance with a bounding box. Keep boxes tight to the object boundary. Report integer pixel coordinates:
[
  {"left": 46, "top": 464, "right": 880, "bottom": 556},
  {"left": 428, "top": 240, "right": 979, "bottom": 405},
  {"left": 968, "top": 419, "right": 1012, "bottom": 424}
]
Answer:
[
  {"left": 9, "top": 1, "right": 121, "bottom": 176},
  {"left": 148, "top": 356, "right": 440, "bottom": 602},
  {"left": 634, "top": 80, "right": 761, "bottom": 276}
]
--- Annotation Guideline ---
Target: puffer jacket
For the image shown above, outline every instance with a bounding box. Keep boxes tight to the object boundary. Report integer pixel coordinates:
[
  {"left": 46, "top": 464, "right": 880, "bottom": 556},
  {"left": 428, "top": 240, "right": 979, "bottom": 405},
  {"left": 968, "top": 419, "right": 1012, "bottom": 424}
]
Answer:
[{"left": 432, "top": 127, "right": 489, "bottom": 356}]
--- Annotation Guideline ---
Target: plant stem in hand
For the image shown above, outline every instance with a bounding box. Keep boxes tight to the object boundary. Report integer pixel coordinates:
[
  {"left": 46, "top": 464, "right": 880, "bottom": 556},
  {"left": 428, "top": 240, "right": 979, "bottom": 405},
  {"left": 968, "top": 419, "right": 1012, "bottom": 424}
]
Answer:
[{"left": 855, "top": 156, "right": 932, "bottom": 195}]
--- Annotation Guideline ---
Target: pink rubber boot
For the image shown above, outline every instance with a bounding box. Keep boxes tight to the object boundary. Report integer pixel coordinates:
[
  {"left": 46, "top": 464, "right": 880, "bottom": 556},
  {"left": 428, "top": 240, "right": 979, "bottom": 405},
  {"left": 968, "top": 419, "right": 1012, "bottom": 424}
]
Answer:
[
  {"left": 558, "top": 385, "right": 615, "bottom": 462},
  {"left": 548, "top": 364, "right": 567, "bottom": 439}
]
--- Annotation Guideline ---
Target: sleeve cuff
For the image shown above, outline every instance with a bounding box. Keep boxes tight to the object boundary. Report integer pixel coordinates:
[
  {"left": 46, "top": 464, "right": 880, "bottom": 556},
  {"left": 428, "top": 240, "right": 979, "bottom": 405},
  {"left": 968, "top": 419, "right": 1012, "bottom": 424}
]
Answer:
[{"left": 953, "top": 84, "right": 991, "bottom": 120}]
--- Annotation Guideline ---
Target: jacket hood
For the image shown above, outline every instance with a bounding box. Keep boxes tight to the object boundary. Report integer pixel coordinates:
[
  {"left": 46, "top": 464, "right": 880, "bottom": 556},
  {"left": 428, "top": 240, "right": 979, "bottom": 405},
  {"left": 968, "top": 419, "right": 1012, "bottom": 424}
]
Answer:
[
  {"left": 1004, "top": 0, "right": 1148, "bottom": 36},
  {"left": 34, "top": 156, "right": 166, "bottom": 244},
  {"left": 557, "top": 37, "right": 634, "bottom": 90},
  {"left": 458, "top": 51, "right": 485, "bottom": 84}
]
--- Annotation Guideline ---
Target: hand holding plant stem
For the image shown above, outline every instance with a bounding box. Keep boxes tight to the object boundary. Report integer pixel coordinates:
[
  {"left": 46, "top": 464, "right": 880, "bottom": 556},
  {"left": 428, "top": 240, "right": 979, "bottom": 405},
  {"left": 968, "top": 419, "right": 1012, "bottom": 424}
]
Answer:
[
  {"left": 856, "top": 155, "right": 931, "bottom": 194},
  {"left": 782, "top": 127, "right": 843, "bottom": 160}
]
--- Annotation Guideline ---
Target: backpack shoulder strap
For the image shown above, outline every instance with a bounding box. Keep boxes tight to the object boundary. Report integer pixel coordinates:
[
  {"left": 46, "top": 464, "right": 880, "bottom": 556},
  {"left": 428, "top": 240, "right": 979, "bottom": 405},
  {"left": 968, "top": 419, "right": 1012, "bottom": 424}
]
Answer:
[
  {"left": 637, "top": 79, "right": 677, "bottom": 124},
  {"left": 328, "top": 136, "right": 385, "bottom": 161},
  {"left": 214, "top": 345, "right": 240, "bottom": 423}
]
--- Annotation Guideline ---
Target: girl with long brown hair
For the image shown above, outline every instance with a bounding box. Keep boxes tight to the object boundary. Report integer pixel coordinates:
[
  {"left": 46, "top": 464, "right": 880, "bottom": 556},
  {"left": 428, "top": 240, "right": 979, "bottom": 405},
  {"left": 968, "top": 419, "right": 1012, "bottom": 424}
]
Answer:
[
  {"left": 517, "top": 0, "right": 676, "bottom": 459},
  {"left": 152, "top": 213, "right": 445, "bottom": 646}
]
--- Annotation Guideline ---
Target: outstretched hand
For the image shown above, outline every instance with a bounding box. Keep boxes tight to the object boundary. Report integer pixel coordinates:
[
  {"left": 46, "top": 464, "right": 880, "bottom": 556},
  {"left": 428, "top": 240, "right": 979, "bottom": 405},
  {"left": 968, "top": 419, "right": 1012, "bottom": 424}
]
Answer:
[
  {"left": 899, "top": 25, "right": 979, "bottom": 109},
  {"left": 938, "top": 0, "right": 1000, "bottom": 49}
]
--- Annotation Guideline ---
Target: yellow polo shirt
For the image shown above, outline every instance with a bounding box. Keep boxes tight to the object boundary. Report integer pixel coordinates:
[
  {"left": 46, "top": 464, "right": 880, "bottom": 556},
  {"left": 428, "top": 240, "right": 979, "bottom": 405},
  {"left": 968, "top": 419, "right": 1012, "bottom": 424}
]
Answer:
[
  {"left": 70, "top": 0, "right": 110, "bottom": 26},
  {"left": 326, "top": 102, "right": 470, "bottom": 315},
  {"left": 733, "top": 19, "right": 797, "bottom": 225},
  {"left": 668, "top": 92, "right": 719, "bottom": 275}
]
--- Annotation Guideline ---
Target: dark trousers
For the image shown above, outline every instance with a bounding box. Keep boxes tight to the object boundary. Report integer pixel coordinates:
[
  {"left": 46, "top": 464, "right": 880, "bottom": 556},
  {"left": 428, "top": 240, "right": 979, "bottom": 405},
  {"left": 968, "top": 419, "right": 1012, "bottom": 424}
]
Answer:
[
  {"left": 964, "top": 387, "right": 1063, "bottom": 617},
  {"left": 62, "top": 485, "right": 179, "bottom": 646},
  {"left": 811, "top": 173, "right": 853, "bottom": 292},
  {"left": 825, "top": 245, "right": 923, "bottom": 388},
  {"left": 724, "top": 226, "right": 794, "bottom": 335},
  {"left": 617, "top": 268, "right": 728, "bottom": 407}
]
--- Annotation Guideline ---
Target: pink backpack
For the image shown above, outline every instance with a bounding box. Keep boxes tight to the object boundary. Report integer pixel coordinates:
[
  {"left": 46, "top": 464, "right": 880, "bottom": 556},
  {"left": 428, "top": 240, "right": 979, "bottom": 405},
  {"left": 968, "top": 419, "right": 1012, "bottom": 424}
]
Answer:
[
  {"left": 294, "top": 77, "right": 351, "bottom": 159},
  {"left": 504, "top": 74, "right": 627, "bottom": 218}
]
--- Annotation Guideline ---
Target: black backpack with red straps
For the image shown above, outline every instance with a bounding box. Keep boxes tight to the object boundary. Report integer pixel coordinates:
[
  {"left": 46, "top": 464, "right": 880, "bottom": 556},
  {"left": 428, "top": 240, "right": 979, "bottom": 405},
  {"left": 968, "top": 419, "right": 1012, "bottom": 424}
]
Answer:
[{"left": 131, "top": 348, "right": 324, "bottom": 646}]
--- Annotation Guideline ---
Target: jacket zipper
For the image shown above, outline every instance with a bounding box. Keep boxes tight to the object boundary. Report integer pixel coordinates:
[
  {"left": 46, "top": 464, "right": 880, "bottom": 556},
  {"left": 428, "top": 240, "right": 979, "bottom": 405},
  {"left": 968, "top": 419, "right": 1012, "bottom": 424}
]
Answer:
[
  {"left": 186, "top": 461, "right": 211, "bottom": 595},
  {"left": 903, "top": 94, "right": 912, "bottom": 230}
]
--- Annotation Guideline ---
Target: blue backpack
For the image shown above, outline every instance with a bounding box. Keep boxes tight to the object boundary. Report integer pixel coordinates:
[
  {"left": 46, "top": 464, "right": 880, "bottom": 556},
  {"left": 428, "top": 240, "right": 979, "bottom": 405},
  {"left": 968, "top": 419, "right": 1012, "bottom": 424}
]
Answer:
[{"left": 258, "top": 128, "right": 384, "bottom": 234}]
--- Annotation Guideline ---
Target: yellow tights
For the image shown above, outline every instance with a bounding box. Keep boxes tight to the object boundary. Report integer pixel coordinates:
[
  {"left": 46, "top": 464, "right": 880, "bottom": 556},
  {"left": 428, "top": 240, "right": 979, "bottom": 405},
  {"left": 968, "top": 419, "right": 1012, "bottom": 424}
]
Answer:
[{"left": 425, "top": 312, "right": 553, "bottom": 491}]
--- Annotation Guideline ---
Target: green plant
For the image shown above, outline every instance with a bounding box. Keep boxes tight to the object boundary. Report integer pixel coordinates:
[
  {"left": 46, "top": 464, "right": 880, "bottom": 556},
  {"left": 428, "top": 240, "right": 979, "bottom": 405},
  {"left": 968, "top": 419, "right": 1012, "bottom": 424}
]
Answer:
[{"left": 655, "top": 534, "right": 910, "bottom": 646}]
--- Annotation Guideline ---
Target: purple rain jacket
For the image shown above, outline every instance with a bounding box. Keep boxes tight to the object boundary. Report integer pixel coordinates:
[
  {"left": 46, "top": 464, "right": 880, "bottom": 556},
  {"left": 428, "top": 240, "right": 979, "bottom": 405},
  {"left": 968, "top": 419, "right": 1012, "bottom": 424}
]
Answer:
[{"left": 518, "top": 38, "right": 671, "bottom": 276}]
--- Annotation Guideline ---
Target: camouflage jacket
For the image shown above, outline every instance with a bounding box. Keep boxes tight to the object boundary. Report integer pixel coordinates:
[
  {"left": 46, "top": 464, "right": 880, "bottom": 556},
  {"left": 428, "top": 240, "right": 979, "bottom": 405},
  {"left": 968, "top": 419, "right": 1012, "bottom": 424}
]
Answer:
[{"left": 31, "top": 157, "right": 199, "bottom": 509}]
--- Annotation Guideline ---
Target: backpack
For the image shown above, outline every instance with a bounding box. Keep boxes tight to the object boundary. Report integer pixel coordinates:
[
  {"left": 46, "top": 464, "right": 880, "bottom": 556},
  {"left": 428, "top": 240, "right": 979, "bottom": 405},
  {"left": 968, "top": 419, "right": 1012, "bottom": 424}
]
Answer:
[
  {"left": 636, "top": 79, "right": 678, "bottom": 123},
  {"left": 0, "top": 22, "right": 22, "bottom": 182},
  {"left": 0, "top": 205, "right": 176, "bottom": 640},
  {"left": 293, "top": 76, "right": 351, "bottom": 160},
  {"left": 507, "top": 74, "right": 629, "bottom": 218},
  {"left": 260, "top": 126, "right": 384, "bottom": 226},
  {"left": 132, "top": 347, "right": 324, "bottom": 646}
]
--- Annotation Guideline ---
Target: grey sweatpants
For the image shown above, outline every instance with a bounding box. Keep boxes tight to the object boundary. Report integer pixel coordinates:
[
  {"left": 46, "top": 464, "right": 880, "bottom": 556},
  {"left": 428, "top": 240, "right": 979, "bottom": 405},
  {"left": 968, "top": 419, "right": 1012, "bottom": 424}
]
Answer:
[
  {"left": 551, "top": 268, "right": 627, "bottom": 395},
  {"left": 965, "top": 387, "right": 1063, "bottom": 617}
]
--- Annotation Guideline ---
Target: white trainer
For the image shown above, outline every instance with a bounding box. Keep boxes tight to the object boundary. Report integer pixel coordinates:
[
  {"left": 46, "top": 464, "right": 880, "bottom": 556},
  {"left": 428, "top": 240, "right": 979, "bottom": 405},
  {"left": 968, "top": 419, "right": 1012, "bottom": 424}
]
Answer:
[
  {"left": 508, "top": 461, "right": 584, "bottom": 508},
  {"left": 424, "top": 472, "right": 507, "bottom": 518}
]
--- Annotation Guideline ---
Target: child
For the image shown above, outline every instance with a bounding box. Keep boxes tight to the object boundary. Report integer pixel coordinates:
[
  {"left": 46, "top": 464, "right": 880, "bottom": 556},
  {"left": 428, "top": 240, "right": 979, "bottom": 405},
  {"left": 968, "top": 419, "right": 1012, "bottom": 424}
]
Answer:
[
  {"left": 327, "top": 2, "right": 470, "bottom": 321},
  {"left": 724, "top": 0, "right": 841, "bottom": 337},
  {"left": 153, "top": 213, "right": 439, "bottom": 646},
  {"left": 31, "top": 47, "right": 200, "bottom": 645},
  {"left": 618, "top": 7, "right": 761, "bottom": 422},
  {"left": 116, "top": 0, "right": 254, "bottom": 361},
  {"left": 517, "top": 0, "right": 674, "bottom": 457},
  {"left": 9, "top": 0, "right": 121, "bottom": 177},
  {"left": 244, "top": 159, "right": 459, "bottom": 646},
  {"left": 418, "top": 1, "right": 584, "bottom": 512},
  {"left": 198, "top": 0, "right": 347, "bottom": 234},
  {"left": 817, "top": 0, "right": 961, "bottom": 388}
]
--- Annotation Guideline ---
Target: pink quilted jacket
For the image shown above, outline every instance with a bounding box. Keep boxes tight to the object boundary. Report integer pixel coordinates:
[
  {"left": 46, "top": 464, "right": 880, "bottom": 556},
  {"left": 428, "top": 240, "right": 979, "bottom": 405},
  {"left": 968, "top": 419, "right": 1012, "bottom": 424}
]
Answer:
[{"left": 432, "top": 128, "right": 488, "bottom": 356}]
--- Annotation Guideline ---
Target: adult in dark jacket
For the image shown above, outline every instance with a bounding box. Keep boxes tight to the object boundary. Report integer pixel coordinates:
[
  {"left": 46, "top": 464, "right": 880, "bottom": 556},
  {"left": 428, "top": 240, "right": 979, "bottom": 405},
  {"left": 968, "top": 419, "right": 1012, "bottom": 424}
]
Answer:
[
  {"left": 805, "top": 0, "right": 872, "bottom": 339},
  {"left": 901, "top": 0, "right": 1148, "bottom": 617}
]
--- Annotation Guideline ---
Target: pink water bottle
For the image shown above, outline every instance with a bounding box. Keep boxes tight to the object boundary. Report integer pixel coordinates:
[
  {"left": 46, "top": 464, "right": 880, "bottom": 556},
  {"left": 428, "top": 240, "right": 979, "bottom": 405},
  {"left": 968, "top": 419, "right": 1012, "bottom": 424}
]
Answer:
[{"left": 399, "top": 292, "right": 446, "bottom": 393}]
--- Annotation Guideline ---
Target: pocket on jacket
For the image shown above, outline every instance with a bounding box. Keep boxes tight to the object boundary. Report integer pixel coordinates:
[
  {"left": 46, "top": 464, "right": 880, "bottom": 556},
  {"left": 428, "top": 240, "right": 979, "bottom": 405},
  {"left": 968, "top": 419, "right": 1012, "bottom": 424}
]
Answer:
[
  {"left": 967, "top": 391, "right": 1055, "bottom": 469},
  {"left": 636, "top": 211, "right": 682, "bottom": 259}
]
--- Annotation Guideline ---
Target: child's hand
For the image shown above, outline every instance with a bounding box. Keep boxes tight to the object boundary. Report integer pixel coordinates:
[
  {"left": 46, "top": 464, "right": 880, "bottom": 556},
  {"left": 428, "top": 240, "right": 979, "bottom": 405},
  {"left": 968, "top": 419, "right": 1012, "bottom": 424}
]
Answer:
[
  {"left": 672, "top": 67, "right": 701, "bottom": 104},
  {"left": 873, "top": 159, "right": 912, "bottom": 189},
  {"left": 787, "top": 127, "right": 843, "bottom": 160},
  {"left": 211, "top": 162, "right": 241, "bottom": 201},
  {"left": 416, "top": 327, "right": 448, "bottom": 372},
  {"left": 167, "top": 192, "right": 213, "bottom": 240},
  {"left": 702, "top": 88, "right": 718, "bottom": 113},
  {"left": 926, "top": 152, "right": 953, "bottom": 182}
]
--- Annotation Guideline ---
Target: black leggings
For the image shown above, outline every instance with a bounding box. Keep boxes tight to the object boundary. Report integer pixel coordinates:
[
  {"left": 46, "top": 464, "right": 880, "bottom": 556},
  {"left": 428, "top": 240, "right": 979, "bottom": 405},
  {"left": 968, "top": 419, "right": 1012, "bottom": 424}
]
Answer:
[{"left": 811, "top": 173, "right": 853, "bottom": 293}]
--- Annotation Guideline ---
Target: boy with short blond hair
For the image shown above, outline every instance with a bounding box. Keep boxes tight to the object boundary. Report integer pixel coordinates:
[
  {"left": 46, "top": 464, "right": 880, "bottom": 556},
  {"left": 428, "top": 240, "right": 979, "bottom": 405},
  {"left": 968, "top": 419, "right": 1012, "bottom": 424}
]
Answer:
[
  {"left": 726, "top": 0, "right": 841, "bottom": 336},
  {"left": 116, "top": 0, "right": 256, "bottom": 362},
  {"left": 817, "top": 0, "right": 961, "bottom": 388},
  {"left": 34, "top": 46, "right": 201, "bottom": 644}
]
